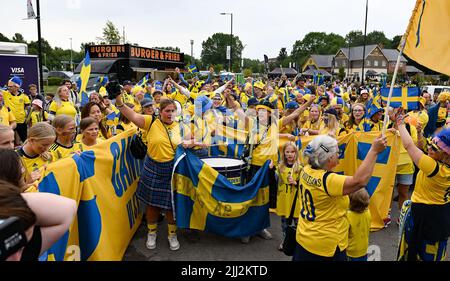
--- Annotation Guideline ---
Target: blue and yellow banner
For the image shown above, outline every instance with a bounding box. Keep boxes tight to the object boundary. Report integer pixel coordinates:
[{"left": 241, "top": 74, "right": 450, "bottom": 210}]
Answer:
[
  {"left": 380, "top": 87, "right": 420, "bottom": 111},
  {"left": 403, "top": 0, "right": 450, "bottom": 75},
  {"left": 188, "top": 64, "right": 199, "bottom": 74},
  {"left": 38, "top": 129, "right": 143, "bottom": 261},
  {"left": 172, "top": 146, "right": 270, "bottom": 238}
]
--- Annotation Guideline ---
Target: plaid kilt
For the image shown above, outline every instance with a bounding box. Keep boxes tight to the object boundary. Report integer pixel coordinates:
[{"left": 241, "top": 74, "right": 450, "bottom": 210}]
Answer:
[{"left": 137, "top": 155, "right": 174, "bottom": 210}]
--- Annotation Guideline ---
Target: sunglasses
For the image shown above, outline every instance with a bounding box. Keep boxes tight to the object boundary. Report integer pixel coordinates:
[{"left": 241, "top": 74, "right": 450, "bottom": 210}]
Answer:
[{"left": 426, "top": 138, "right": 441, "bottom": 152}]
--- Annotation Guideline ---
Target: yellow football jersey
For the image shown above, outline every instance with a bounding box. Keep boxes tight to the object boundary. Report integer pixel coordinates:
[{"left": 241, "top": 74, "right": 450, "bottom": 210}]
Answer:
[
  {"left": 411, "top": 154, "right": 450, "bottom": 205},
  {"left": 2, "top": 91, "right": 30, "bottom": 123},
  {"left": 275, "top": 165, "right": 301, "bottom": 218},
  {"left": 347, "top": 209, "right": 371, "bottom": 258},
  {"left": 49, "top": 141, "right": 76, "bottom": 161},
  {"left": 296, "top": 165, "right": 349, "bottom": 257},
  {"left": 0, "top": 106, "right": 15, "bottom": 126}
]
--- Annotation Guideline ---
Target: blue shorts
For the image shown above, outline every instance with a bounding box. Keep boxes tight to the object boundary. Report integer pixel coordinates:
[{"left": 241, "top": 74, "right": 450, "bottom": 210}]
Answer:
[{"left": 395, "top": 173, "right": 413, "bottom": 186}]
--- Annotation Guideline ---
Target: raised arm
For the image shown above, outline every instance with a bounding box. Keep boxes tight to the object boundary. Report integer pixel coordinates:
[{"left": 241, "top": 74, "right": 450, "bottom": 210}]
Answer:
[
  {"left": 282, "top": 94, "right": 315, "bottom": 126},
  {"left": 115, "top": 94, "right": 146, "bottom": 129},
  {"left": 168, "top": 77, "right": 191, "bottom": 98},
  {"left": 176, "top": 67, "right": 189, "bottom": 87}
]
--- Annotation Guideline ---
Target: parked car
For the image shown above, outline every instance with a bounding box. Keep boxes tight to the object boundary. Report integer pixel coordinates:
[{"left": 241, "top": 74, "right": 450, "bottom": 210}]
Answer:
[
  {"left": 48, "top": 71, "right": 73, "bottom": 80},
  {"left": 42, "top": 66, "right": 49, "bottom": 81},
  {"left": 422, "top": 85, "right": 450, "bottom": 97}
]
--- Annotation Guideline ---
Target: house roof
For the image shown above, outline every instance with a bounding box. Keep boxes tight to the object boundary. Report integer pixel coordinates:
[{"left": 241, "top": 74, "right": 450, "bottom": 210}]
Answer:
[
  {"left": 339, "top": 44, "right": 379, "bottom": 61},
  {"left": 302, "top": 68, "right": 332, "bottom": 77},
  {"left": 406, "top": 65, "right": 423, "bottom": 73},
  {"left": 310, "top": 55, "right": 334, "bottom": 68},
  {"left": 381, "top": 49, "right": 408, "bottom": 62},
  {"left": 269, "top": 68, "right": 298, "bottom": 75}
]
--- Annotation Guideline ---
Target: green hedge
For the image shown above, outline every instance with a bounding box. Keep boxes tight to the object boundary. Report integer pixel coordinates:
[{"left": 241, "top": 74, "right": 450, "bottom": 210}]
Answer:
[{"left": 48, "top": 77, "right": 63, "bottom": 86}]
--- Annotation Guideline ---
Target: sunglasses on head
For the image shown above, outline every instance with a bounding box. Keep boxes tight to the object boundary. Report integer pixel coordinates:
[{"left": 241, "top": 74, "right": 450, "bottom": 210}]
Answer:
[{"left": 426, "top": 138, "right": 441, "bottom": 152}]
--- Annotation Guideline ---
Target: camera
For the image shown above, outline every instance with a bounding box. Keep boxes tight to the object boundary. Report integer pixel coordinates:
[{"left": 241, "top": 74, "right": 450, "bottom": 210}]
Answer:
[
  {"left": 0, "top": 217, "right": 27, "bottom": 261},
  {"left": 106, "top": 80, "right": 123, "bottom": 100}
]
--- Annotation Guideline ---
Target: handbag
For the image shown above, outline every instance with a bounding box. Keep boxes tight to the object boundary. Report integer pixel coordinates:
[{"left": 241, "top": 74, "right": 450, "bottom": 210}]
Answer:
[
  {"left": 282, "top": 184, "right": 300, "bottom": 256},
  {"left": 130, "top": 117, "right": 155, "bottom": 159}
]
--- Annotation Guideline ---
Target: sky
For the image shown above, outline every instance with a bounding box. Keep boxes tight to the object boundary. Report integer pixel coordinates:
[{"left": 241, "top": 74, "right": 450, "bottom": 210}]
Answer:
[{"left": 1, "top": 0, "right": 417, "bottom": 60}]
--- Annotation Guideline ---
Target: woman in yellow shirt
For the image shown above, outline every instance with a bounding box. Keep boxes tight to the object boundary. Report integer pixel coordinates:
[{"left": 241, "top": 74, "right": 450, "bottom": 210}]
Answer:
[
  {"left": 17, "top": 122, "right": 56, "bottom": 192},
  {"left": 49, "top": 115, "right": 77, "bottom": 161},
  {"left": 344, "top": 103, "right": 371, "bottom": 133},
  {"left": 116, "top": 95, "right": 192, "bottom": 252},
  {"left": 394, "top": 111, "right": 450, "bottom": 261},
  {"left": 301, "top": 105, "right": 322, "bottom": 136},
  {"left": 293, "top": 134, "right": 387, "bottom": 261},
  {"left": 48, "top": 86, "right": 77, "bottom": 121},
  {"left": 74, "top": 117, "right": 104, "bottom": 152}
]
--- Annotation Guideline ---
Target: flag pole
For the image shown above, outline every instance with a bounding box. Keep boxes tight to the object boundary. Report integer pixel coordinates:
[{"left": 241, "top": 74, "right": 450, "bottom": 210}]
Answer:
[{"left": 381, "top": 38, "right": 406, "bottom": 135}]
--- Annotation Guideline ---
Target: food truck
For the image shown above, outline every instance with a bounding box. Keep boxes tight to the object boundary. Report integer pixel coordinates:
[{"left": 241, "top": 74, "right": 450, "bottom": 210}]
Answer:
[{"left": 74, "top": 44, "right": 185, "bottom": 90}]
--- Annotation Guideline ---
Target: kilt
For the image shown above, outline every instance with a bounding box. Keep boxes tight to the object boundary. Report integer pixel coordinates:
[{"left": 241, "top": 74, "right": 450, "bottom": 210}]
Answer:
[{"left": 137, "top": 155, "right": 174, "bottom": 210}]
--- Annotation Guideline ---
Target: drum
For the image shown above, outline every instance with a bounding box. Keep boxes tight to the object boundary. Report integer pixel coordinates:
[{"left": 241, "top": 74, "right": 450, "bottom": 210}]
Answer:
[{"left": 201, "top": 158, "right": 247, "bottom": 185}]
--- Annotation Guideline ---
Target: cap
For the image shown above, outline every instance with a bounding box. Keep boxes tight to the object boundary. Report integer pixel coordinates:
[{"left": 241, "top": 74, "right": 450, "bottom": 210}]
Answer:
[
  {"left": 368, "top": 105, "right": 384, "bottom": 118},
  {"left": 285, "top": 101, "right": 299, "bottom": 110},
  {"left": 132, "top": 86, "right": 145, "bottom": 96},
  {"left": 434, "top": 128, "right": 450, "bottom": 154},
  {"left": 256, "top": 99, "right": 275, "bottom": 112},
  {"left": 319, "top": 94, "right": 330, "bottom": 103},
  {"left": 253, "top": 81, "right": 265, "bottom": 90},
  {"left": 334, "top": 86, "right": 341, "bottom": 95},
  {"left": 140, "top": 98, "right": 154, "bottom": 108},
  {"left": 324, "top": 107, "right": 339, "bottom": 120},
  {"left": 123, "top": 80, "right": 132, "bottom": 86},
  {"left": 360, "top": 89, "right": 369, "bottom": 95},
  {"left": 32, "top": 99, "right": 43, "bottom": 109},
  {"left": 8, "top": 76, "right": 23, "bottom": 88},
  {"left": 297, "top": 76, "right": 306, "bottom": 82}
]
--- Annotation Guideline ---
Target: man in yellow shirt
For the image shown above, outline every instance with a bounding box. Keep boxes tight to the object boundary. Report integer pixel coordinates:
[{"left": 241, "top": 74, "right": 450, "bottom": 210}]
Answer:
[
  {"left": 3, "top": 76, "right": 30, "bottom": 143},
  {"left": 0, "top": 90, "right": 17, "bottom": 129}
]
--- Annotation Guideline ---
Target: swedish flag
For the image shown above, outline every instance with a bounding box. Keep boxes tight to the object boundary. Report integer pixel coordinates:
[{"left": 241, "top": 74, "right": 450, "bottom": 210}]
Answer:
[
  {"left": 79, "top": 52, "right": 91, "bottom": 107},
  {"left": 209, "top": 124, "right": 247, "bottom": 158},
  {"left": 172, "top": 146, "right": 270, "bottom": 237},
  {"left": 403, "top": 0, "right": 450, "bottom": 75},
  {"left": 137, "top": 74, "right": 149, "bottom": 87},
  {"left": 380, "top": 87, "right": 420, "bottom": 110},
  {"left": 188, "top": 64, "right": 199, "bottom": 74}
]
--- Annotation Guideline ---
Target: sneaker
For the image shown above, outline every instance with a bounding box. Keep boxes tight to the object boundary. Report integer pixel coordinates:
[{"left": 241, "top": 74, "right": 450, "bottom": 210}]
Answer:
[
  {"left": 168, "top": 234, "right": 180, "bottom": 251},
  {"left": 146, "top": 233, "right": 157, "bottom": 250},
  {"left": 278, "top": 242, "right": 284, "bottom": 251},
  {"left": 383, "top": 217, "right": 391, "bottom": 228},
  {"left": 258, "top": 229, "right": 273, "bottom": 240},
  {"left": 241, "top": 236, "right": 250, "bottom": 244}
]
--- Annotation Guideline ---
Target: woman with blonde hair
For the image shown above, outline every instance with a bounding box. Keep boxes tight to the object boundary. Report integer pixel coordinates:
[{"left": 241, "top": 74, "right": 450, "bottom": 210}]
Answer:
[
  {"left": 276, "top": 141, "right": 302, "bottom": 251},
  {"left": 320, "top": 108, "right": 346, "bottom": 138},
  {"left": 17, "top": 122, "right": 56, "bottom": 191},
  {"left": 0, "top": 124, "right": 15, "bottom": 149},
  {"left": 301, "top": 105, "right": 322, "bottom": 136},
  {"left": 49, "top": 115, "right": 77, "bottom": 161},
  {"left": 48, "top": 86, "right": 77, "bottom": 121}
]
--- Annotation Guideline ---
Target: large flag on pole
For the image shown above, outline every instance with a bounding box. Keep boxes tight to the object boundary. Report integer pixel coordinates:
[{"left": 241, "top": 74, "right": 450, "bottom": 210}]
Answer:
[
  {"left": 79, "top": 51, "right": 91, "bottom": 107},
  {"left": 403, "top": 0, "right": 450, "bottom": 75},
  {"left": 380, "top": 87, "right": 420, "bottom": 110}
]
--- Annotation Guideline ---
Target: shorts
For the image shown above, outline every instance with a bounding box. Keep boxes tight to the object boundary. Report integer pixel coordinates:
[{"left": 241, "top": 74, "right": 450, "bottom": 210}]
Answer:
[{"left": 395, "top": 173, "right": 413, "bottom": 186}]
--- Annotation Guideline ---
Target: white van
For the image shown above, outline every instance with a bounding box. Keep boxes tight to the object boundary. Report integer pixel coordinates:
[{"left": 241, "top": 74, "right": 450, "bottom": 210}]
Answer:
[{"left": 422, "top": 85, "right": 450, "bottom": 97}]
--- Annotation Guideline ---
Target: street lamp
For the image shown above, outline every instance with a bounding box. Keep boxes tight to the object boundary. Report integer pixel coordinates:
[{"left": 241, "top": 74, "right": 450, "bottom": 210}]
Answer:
[
  {"left": 220, "top": 12, "right": 233, "bottom": 72},
  {"left": 190, "top": 39, "right": 194, "bottom": 64},
  {"left": 70, "top": 38, "right": 73, "bottom": 72}
]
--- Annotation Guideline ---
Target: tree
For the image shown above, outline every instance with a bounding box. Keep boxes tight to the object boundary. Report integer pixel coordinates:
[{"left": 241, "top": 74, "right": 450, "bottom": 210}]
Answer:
[
  {"left": 277, "top": 48, "right": 290, "bottom": 67},
  {"left": 366, "top": 31, "right": 390, "bottom": 48},
  {"left": 80, "top": 42, "right": 96, "bottom": 53},
  {"left": 97, "top": 20, "right": 122, "bottom": 44},
  {"left": 390, "top": 35, "right": 402, "bottom": 49},
  {"left": 242, "top": 58, "right": 264, "bottom": 74},
  {"left": 291, "top": 32, "right": 345, "bottom": 68},
  {"left": 0, "top": 33, "right": 10, "bottom": 42},
  {"left": 12, "top": 33, "right": 26, "bottom": 43},
  {"left": 201, "top": 33, "right": 244, "bottom": 73},
  {"left": 345, "top": 31, "right": 365, "bottom": 47}
]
